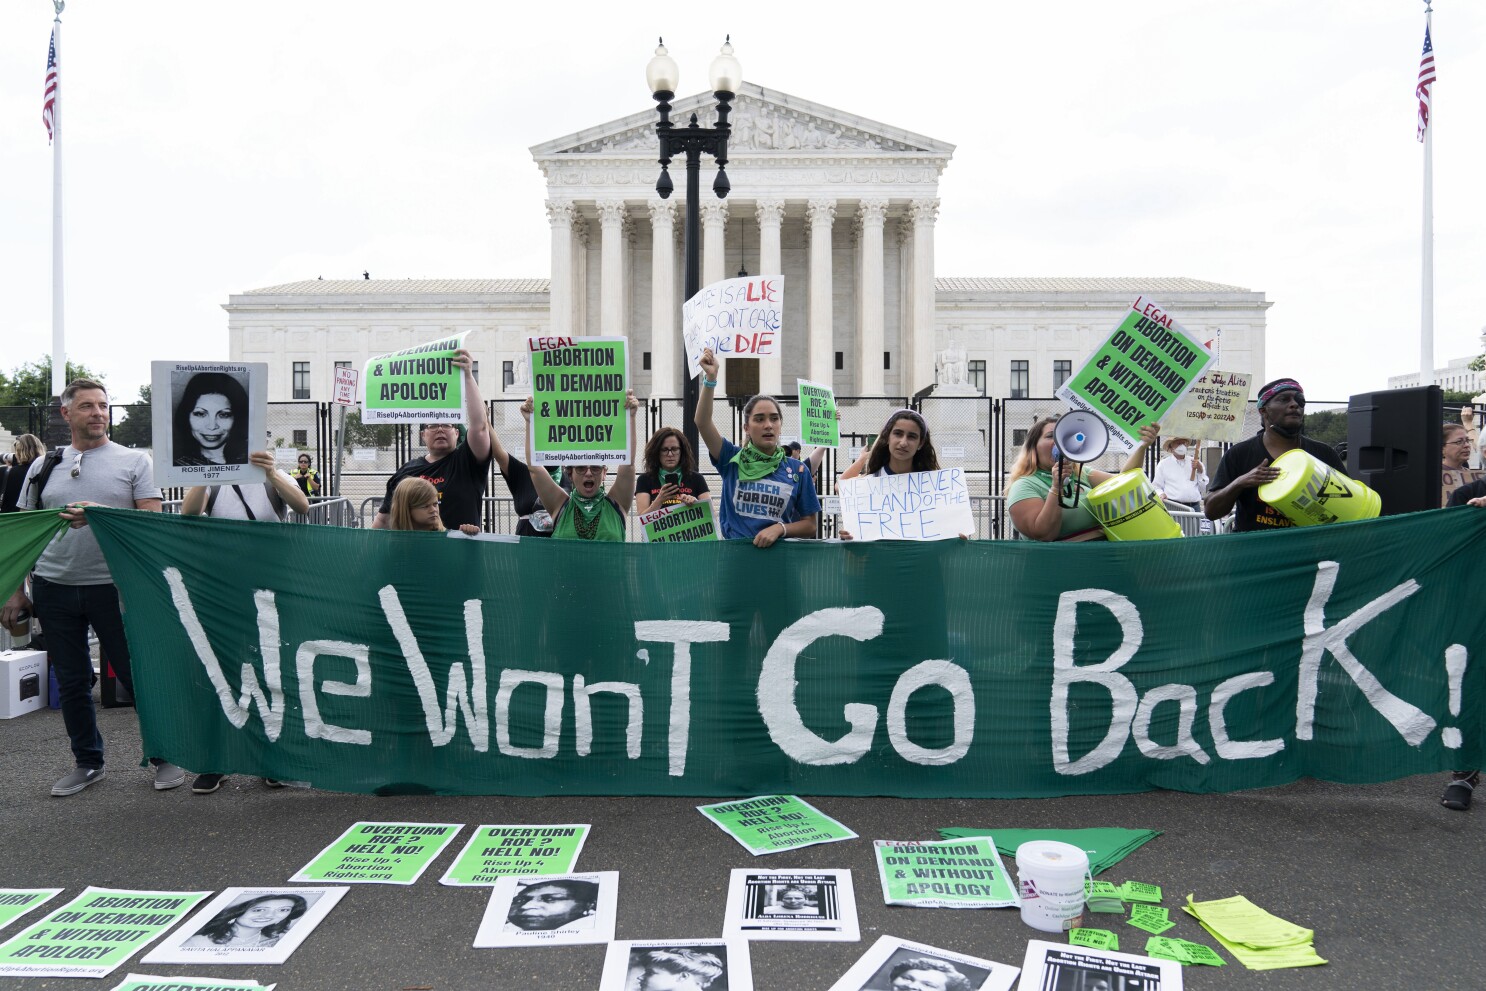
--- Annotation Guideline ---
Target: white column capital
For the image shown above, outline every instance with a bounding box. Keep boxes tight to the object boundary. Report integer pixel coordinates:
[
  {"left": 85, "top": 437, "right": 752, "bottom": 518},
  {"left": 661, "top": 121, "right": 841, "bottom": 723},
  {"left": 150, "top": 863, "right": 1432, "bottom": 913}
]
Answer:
[
  {"left": 545, "top": 200, "right": 576, "bottom": 226},
  {"left": 596, "top": 199, "right": 627, "bottom": 226},
  {"left": 700, "top": 201, "right": 729, "bottom": 226},
  {"left": 858, "top": 199, "right": 889, "bottom": 226},
  {"left": 648, "top": 199, "right": 678, "bottom": 225},
  {"left": 755, "top": 199, "right": 786, "bottom": 228},
  {"left": 807, "top": 199, "right": 837, "bottom": 228},
  {"left": 910, "top": 198, "right": 941, "bottom": 226}
]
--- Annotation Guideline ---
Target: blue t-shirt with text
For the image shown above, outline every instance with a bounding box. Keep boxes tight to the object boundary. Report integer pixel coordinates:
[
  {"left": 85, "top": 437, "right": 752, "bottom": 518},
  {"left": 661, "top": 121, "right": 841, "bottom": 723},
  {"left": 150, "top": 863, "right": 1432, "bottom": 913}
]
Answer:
[{"left": 712, "top": 439, "right": 821, "bottom": 539}]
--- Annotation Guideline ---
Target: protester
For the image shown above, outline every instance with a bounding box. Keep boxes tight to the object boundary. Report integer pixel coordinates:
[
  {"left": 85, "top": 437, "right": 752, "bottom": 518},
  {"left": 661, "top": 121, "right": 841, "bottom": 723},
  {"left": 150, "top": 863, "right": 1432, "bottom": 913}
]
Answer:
[
  {"left": 1204, "top": 378, "right": 1345, "bottom": 531},
  {"left": 172, "top": 371, "right": 250, "bottom": 467},
  {"left": 0, "top": 378, "right": 185, "bottom": 796},
  {"left": 182, "top": 894, "right": 308, "bottom": 948},
  {"left": 1005, "top": 416, "right": 1156, "bottom": 541},
  {"left": 386, "top": 477, "right": 480, "bottom": 535},
  {"left": 288, "top": 453, "right": 322, "bottom": 499},
  {"left": 1440, "top": 471, "right": 1486, "bottom": 810},
  {"left": 635, "top": 949, "right": 724, "bottom": 991},
  {"left": 840, "top": 408, "right": 940, "bottom": 480},
  {"left": 371, "top": 348, "right": 491, "bottom": 531},
  {"left": 635, "top": 426, "right": 710, "bottom": 514},
  {"left": 694, "top": 348, "right": 819, "bottom": 546},
  {"left": 520, "top": 392, "right": 640, "bottom": 541},
  {"left": 1152, "top": 435, "right": 1208, "bottom": 511},
  {"left": 504, "top": 879, "right": 598, "bottom": 932},
  {"left": 1, "top": 433, "right": 45, "bottom": 513},
  {"left": 882, "top": 956, "right": 974, "bottom": 991}
]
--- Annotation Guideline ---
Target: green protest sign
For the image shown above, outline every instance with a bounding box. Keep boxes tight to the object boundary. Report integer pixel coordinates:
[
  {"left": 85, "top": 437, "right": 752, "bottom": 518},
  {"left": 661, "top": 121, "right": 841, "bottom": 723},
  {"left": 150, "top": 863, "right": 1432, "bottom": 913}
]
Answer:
[
  {"left": 527, "top": 336, "right": 629, "bottom": 465},
  {"left": 639, "top": 500, "right": 718, "bottom": 543},
  {"left": 439, "top": 824, "right": 590, "bottom": 886},
  {"left": 290, "top": 821, "right": 462, "bottom": 885},
  {"left": 0, "top": 890, "right": 62, "bottom": 933},
  {"left": 1056, "top": 296, "right": 1214, "bottom": 452},
  {"left": 697, "top": 796, "right": 856, "bottom": 855},
  {"left": 0, "top": 887, "right": 210, "bottom": 979},
  {"left": 1069, "top": 928, "right": 1119, "bottom": 951},
  {"left": 797, "top": 378, "right": 838, "bottom": 447},
  {"left": 361, "top": 332, "right": 468, "bottom": 424},
  {"left": 108, "top": 976, "right": 274, "bottom": 991},
  {"left": 82, "top": 506, "right": 1486, "bottom": 799},
  {"left": 874, "top": 837, "right": 1020, "bottom": 908}
]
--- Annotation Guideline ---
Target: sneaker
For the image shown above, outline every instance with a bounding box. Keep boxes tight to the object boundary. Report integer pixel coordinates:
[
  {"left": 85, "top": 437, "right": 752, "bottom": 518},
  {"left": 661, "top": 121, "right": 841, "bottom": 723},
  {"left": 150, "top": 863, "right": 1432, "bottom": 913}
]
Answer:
[
  {"left": 1442, "top": 770, "right": 1479, "bottom": 811},
  {"left": 191, "top": 773, "right": 226, "bottom": 794},
  {"left": 153, "top": 762, "right": 187, "bottom": 791},
  {"left": 52, "top": 767, "right": 106, "bottom": 797},
  {"left": 262, "top": 778, "right": 285, "bottom": 788}
]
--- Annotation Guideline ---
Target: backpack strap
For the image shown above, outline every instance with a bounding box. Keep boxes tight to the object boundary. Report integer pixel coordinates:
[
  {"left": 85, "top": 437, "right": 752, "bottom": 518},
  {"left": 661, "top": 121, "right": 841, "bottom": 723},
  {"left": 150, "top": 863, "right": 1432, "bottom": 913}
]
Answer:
[{"left": 25, "top": 447, "right": 68, "bottom": 508}]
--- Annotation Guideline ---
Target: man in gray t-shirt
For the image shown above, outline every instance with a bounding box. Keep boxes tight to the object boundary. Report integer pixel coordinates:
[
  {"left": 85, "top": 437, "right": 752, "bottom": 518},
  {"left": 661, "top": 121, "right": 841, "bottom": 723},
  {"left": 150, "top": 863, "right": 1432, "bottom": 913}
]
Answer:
[{"left": 0, "top": 378, "right": 184, "bottom": 797}]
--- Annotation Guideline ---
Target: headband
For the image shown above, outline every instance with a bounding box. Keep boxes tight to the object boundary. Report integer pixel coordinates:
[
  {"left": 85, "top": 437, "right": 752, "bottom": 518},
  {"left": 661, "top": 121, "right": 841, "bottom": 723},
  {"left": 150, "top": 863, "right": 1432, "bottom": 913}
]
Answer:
[{"left": 1256, "top": 379, "right": 1304, "bottom": 408}]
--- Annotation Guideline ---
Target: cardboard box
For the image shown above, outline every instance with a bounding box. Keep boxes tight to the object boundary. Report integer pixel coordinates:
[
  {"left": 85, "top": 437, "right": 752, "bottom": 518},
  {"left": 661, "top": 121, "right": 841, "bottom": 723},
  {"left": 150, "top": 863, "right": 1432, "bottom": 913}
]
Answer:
[{"left": 0, "top": 650, "right": 47, "bottom": 719}]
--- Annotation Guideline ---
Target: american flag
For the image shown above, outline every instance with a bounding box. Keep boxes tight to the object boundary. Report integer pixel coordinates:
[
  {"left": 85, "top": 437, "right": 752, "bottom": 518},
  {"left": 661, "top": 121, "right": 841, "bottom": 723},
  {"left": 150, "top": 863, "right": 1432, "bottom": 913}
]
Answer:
[
  {"left": 1416, "top": 25, "right": 1436, "bottom": 142},
  {"left": 42, "top": 25, "right": 58, "bottom": 143}
]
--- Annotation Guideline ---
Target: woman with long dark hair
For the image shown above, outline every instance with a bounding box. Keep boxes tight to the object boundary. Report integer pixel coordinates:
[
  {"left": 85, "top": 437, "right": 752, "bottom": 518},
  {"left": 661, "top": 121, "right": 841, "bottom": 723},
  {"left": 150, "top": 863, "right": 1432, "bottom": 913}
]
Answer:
[
  {"left": 182, "top": 894, "right": 308, "bottom": 948},
  {"left": 173, "top": 372, "right": 250, "bottom": 467},
  {"left": 635, "top": 426, "right": 710, "bottom": 514},
  {"left": 839, "top": 408, "right": 940, "bottom": 480}
]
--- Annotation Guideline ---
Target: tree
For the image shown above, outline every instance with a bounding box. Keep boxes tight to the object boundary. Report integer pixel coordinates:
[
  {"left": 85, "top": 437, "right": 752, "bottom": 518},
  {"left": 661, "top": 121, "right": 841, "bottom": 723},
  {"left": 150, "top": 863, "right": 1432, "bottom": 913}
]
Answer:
[
  {"left": 0, "top": 356, "right": 105, "bottom": 436},
  {"left": 1304, "top": 409, "right": 1348, "bottom": 449},
  {"left": 340, "top": 409, "right": 396, "bottom": 448},
  {"left": 110, "top": 384, "right": 154, "bottom": 448}
]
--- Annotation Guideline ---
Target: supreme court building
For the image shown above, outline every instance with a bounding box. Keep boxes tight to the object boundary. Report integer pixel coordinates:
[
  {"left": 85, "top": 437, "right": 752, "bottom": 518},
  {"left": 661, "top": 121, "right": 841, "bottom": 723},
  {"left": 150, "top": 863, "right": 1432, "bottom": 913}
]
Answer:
[{"left": 227, "top": 84, "right": 1269, "bottom": 405}]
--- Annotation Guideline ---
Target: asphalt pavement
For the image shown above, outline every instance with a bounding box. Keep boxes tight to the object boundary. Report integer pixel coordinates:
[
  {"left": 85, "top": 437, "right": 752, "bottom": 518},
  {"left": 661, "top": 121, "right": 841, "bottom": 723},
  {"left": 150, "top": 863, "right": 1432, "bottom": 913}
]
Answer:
[{"left": 0, "top": 699, "right": 1481, "bottom": 991}]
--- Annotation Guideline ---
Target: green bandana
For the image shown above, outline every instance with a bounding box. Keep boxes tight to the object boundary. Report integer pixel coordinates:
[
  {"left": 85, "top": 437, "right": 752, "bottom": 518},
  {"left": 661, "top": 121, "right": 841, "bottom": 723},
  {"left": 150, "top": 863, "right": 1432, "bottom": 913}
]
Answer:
[
  {"left": 731, "top": 443, "right": 785, "bottom": 482},
  {"left": 553, "top": 488, "right": 625, "bottom": 542}
]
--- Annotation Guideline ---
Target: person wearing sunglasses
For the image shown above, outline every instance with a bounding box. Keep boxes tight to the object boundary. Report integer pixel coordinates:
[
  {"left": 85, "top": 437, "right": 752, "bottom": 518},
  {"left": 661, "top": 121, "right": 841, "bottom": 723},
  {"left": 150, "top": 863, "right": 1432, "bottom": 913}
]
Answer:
[
  {"left": 634, "top": 427, "right": 709, "bottom": 514},
  {"left": 520, "top": 391, "right": 640, "bottom": 542}
]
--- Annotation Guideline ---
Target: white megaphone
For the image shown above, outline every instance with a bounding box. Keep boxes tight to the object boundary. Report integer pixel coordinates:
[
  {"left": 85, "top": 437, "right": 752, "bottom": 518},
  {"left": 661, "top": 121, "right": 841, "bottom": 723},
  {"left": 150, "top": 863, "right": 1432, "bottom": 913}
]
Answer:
[{"left": 1051, "top": 411, "right": 1111, "bottom": 507}]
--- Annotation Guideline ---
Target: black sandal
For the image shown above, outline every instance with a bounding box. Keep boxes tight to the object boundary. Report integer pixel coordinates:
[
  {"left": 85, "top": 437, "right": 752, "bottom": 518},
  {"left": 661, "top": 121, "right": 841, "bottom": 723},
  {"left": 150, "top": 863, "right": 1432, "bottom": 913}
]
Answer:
[{"left": 1442, "top": 771, "right": 1479, "bottom": 811}]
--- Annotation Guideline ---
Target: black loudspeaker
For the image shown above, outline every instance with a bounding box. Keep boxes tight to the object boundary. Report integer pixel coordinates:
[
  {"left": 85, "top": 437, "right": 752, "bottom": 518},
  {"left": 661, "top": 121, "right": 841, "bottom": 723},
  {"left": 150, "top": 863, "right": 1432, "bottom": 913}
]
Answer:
[{"left": 1345, "top": 386, "right": 1442, "bottom": 515}]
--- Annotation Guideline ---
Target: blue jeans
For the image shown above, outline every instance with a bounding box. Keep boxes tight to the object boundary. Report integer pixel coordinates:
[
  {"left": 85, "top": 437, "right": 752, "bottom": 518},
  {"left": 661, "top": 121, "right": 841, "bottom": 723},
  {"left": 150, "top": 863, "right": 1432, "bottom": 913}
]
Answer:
[{"left": 30, "top": 575, "right": 147, "bottom": 770}]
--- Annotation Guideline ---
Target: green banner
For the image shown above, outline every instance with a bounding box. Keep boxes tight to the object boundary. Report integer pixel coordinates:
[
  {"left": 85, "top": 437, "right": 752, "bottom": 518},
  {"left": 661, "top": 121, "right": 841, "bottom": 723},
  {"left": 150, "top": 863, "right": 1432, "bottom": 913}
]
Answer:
[
  {"left": 639, "top": 500, "right": 719, "bottom": 543},
  {"left": 84, "top": 507, "right": 1486, "bottom": 799},
  {"left": 440, "top": 824, "right": 590, "bottom": 886},
  {"left": 528, "top": 336, "right": 629, "bottom": 465},
  {"left": 361, "top": 332, "right": 467, "bottom": 424},
  {"left": 0, "top": 887, "right": 210, "bottom": 979},
  {"left": 0, "top": 510, "right": 69, "bottom": 602},
  {"left": 797, "top": 379, "right": 838, "bottom": 448},
  {"left": 290, "top": 821, "right": 462, "bottom": 884},
  {"left": 1056, "top": 297, "right": 1214, "bottom": 452}
]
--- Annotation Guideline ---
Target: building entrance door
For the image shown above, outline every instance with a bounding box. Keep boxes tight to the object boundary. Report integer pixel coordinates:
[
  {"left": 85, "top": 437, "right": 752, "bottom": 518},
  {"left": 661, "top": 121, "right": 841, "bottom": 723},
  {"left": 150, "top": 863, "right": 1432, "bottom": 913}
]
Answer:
[{"left": 725, "top": 358, "right": 760, "bottom": 398}]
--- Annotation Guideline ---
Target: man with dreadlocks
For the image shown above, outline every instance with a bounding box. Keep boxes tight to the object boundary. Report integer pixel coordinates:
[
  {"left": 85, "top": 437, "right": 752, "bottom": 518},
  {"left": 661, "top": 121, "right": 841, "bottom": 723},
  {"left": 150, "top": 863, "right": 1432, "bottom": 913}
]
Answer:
[{"left": 1204, "top": 377, "right": 1346, "bottom": 531}]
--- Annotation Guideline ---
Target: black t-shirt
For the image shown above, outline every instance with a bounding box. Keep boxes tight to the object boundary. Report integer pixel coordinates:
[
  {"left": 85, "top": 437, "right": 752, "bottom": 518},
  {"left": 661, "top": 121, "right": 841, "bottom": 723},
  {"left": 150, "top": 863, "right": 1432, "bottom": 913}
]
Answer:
[
  {"left": 379, "top": 442, "right": 491, "bottom": 529},
  {"left": 634, "top": 470, "right": 710, "bottom": 510},
  {"left": 0, "top": 463, "right": 28, "bottom": 513},
  {"left": 500, "top": 453, "right": 558, "bottom": 538},
  {"left": 1447, "top": 477, "right": 1486, "bottom": 507},
  {"left": 1209, "top": 433, "right": 1346, "bottom": 531}
]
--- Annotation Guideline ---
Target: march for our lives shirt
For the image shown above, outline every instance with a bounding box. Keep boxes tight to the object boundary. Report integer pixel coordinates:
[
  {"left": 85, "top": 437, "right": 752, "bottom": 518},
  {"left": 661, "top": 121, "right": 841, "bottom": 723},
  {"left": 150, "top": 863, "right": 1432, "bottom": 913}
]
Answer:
[{"left": 711, "top": 438, "right": 821, "bottom": 539}]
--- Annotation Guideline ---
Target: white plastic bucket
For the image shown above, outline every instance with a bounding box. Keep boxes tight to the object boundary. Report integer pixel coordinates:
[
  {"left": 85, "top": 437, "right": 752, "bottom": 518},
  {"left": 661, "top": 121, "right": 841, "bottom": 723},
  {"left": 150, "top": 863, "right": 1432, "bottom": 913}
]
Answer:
[{"left": 1015, "top": 840, "right": 1089, "bottom": 933}]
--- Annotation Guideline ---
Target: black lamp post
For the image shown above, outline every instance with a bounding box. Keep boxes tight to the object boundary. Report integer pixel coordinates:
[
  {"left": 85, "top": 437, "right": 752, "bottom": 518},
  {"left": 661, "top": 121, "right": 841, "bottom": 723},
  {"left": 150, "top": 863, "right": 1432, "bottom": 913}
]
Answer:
[{"left": 648, "top": 37, "right": 741, "bottom": 456}]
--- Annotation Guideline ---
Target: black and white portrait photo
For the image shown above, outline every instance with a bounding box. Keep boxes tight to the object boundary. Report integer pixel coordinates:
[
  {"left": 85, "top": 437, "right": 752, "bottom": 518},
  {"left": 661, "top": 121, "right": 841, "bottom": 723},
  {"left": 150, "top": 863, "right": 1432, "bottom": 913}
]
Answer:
[
  {"left": 724, "top": 869, "right": 859, "bottom": 942},
  {"left": 474, "top": 872, "right": 617, "bottom": 948},
  {"left": 151, "top": 361, "right": 268, "bottom": 487},
  {"left": 600, "top": 938, "right": 753, "bottom": 991},
  {"left": 1018, "top": 941, "right": 1179, "bottom": 991},
  {"left": 143, "top": 885, "right": 347, "bottom": 967},
  {"left": 826, "top": 936, "right": 1019, "bottom": 991}
]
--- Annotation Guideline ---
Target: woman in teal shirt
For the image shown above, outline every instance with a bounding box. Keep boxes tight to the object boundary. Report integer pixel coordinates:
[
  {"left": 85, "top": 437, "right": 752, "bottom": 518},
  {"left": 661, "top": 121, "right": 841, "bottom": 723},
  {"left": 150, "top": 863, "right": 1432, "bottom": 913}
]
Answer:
[{"left": 1006, "top": 415, "right": 1155, "bottom": 541}]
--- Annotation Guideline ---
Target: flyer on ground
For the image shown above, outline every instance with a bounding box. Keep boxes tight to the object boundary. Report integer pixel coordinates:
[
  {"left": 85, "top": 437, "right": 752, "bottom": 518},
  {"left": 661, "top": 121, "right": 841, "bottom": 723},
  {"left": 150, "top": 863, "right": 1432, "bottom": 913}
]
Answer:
[
  {"left": 1163, "top": 369, "right": 1253, "bottom": 443},
  {"left": 1055, "top": 296, "right": 1214, "bottom": 453},
  {"left": 142, "top": 887, "right": 347, "bottom": 967},
  {"left": 639, "top": 500, "right": 719, "bottom": 543},
  {"left": 527, "top": 336, "right": 631, "bottom": 465},
  {"left": 1020, "top": 939, "right": 1182, "bottom": 991},
  {"left": 473, "top": 871, "right": 618, "bottom": 948},
  {"left": 837, "top": 468, "right": 974, "bottom": 541},
  {"left": 826, "top": 935, "right": 1019, "bottom": 991},
  {"left": 600, "top": 938, "right": 753, "bottom": 991},
  {"left": 440, "top": 824, "right": 591, "bottom": 886},
  {"left": 697, "top": 795, "right": 857, "bottom": 855},
  {"left": 0, "top": 886, "right": 212, "bottom": 979},
  {"left": 798, "top": 379, "right": 839, "bottom": 447},
  {"left": 289, "top": 821, "right": 463, "bottom": 885},
  {"left": 361, "top": 331, "right": 469, "bottom": 424},
  {"left": 108, "top": 976, "right": 276, "bottom": 991},
  {"left": 682, "top": 274, "right": 784, "bottom": 377},
  {"left": 151, "top": 361, "right": 269, "bottom": 488},
  {"left": 723, "top": 869, "right": 859, "bottom": 942},
  {"left": 0, "top": 889, "right": 62, "bottom": 932},
  {"left": 873, "top": 837, "right": 1020, "bottom": 909}
]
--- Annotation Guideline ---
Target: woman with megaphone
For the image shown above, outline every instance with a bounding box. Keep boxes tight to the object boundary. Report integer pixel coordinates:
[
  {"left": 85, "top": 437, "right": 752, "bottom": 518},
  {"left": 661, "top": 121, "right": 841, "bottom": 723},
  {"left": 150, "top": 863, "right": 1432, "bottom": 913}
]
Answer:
[{"left": 1005, "top": 415, "right": 1157, "bottom": 541}]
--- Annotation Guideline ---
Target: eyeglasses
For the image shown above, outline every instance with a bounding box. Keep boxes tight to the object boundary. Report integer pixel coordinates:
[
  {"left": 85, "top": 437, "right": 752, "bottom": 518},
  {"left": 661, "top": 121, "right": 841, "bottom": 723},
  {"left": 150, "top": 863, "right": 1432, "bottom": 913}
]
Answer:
[
  {"left": 574, "top": 466, "right": 606, "bottom": 475},
  {"left": 659, "top": 446, "right": 682, "bottom": 454},
  {"left": 70, "top": 451, "right": 83, "bottom": 479},
  {"left": 1446, "top": 437, "right": 1471, "bottom": 446}
]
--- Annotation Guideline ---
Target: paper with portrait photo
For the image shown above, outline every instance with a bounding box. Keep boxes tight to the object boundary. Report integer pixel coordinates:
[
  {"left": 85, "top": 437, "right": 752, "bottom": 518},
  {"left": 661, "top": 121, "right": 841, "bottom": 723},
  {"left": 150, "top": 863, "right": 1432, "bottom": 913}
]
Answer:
[
  {"left": 289, "top": 821, "right": 463, "bottom": 885},
  {"left": 473, "top": 871, "right": 616, "bottom": 948},
  {"left": 108, "top": 976, "right": 276, "bottom": 991},
  {"left": 141, "top": 886, "right": 347, "bottom": 967},
  {"left": 0, "top": 889, "right": 63, "bottom": 932},
  {"left": 600, "top": 938, "right": 752, "bottom": 991},
  {"left": 440, "top": 823, "right": 591, "bottom": 886},
  {"left": 825, "top": 935, "right": 1018, "bottom": 991},
  {"left": 151, "top": 361, "right": 268, "bottom": 488},
  {"left": 0, "top": 887, "right": 211, "bottom": 980},
  {"left": 1019, "top": 939, "right": 1181, "bottom": 991},
  {"left": 723, "top": 869, "right": 858, "bottom": 942}
]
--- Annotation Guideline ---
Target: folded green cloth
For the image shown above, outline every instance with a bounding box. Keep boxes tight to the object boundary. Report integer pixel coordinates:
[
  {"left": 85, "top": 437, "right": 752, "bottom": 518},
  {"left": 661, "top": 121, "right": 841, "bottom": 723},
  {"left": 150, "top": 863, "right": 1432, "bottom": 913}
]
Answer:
[{"left": 938, "top": 827, "right": 1161, "bottom": 876}]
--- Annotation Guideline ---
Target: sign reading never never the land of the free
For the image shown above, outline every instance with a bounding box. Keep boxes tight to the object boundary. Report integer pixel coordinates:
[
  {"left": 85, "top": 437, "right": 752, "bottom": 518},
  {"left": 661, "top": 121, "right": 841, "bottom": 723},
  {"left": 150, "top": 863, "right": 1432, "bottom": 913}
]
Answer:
[
  {"left": 683, "top": 275, "right": 784, "bottom": 377},
  {"left": 1056, "top": 297, "right": 1214, "bottom": 453},
  {"left": 838, "top": 469, "right": 974, "bottom": 541}
]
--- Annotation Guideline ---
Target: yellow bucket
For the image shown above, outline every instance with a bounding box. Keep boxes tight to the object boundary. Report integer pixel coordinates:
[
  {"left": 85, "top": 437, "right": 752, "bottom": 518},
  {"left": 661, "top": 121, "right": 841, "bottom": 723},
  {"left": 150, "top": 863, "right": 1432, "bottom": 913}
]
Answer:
[
  {"left": 1256, "top": 449, "right": 1381, "bottom": 526},
  {"left": 1086, "top": 470, "right": 1182, "bottom": 541}
]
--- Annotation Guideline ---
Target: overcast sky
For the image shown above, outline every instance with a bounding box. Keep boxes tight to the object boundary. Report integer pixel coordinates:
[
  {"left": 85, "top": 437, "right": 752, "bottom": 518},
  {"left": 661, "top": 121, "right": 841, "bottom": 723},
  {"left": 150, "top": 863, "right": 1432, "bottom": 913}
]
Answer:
[{"left": 1, "top": 0, "right": 1480, "bottom": 404}]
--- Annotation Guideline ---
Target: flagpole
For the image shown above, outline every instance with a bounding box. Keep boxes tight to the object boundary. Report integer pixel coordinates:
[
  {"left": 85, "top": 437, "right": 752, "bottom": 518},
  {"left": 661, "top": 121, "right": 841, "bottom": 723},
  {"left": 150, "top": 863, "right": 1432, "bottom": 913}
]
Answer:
[
  {"left": 50, "top": 1, "right": 66, "bottom": 400},
  {"left": 1419, "top": 2, "right": 1434, "bottom": 387}
]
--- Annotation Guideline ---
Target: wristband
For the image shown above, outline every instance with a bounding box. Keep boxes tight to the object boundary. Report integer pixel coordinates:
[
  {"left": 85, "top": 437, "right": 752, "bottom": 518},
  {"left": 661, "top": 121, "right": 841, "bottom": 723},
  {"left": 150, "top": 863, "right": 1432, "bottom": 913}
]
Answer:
[{"left": 702, "top": 378, "right": 718, "bottom": 389}]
